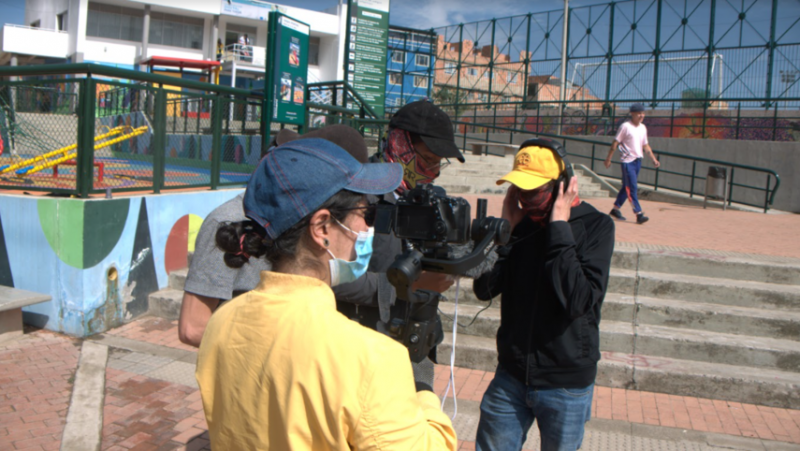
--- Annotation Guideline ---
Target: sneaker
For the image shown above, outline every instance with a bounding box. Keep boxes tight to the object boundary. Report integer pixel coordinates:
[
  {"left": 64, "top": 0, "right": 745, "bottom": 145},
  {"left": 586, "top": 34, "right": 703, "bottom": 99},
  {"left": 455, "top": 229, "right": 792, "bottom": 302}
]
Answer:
[
  {"left": 609, "top": 209, "right": 626, "bottom": 221},
  {"left": 636, "top": 213, "right": 649, "bottom": 224}
]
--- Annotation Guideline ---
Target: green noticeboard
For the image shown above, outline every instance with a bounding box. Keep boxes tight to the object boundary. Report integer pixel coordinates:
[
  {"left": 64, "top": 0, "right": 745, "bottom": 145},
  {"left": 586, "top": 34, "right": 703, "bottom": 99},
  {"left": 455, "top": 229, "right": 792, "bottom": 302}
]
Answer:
[
  {"left": 345, "top": 0, "right": 390, "bottom": 117},
  {"left": 267, "top": 12, "right": 309, "bottom": 126}
]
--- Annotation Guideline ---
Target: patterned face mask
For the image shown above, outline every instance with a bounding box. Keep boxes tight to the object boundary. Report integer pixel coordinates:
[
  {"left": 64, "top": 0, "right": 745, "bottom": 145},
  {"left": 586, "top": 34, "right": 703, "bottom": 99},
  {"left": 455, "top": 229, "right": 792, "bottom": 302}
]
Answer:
[
  {"left": 380, "top": 128, "right": 441, "bottom": 192},
  {"left": 519, "top": 181, "right": 556, "bottom": 224}
]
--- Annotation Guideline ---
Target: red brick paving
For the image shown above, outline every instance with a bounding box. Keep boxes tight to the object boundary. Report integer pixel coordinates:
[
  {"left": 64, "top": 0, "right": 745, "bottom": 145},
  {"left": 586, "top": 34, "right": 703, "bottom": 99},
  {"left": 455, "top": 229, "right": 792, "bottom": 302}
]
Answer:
[
  {"left": 4, "top": 316, "right": 800, "bottom": 449},
  {"left": 0, "top": 328, "right": 79, "bottom": 451}
]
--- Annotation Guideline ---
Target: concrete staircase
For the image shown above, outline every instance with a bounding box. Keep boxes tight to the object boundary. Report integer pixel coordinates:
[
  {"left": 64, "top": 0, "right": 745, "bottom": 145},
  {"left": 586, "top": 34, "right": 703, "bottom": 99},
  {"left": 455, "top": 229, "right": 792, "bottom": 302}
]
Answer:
[
  {"left": 437, "top": 153, "right": 610, "bottom": 198},
  {"left": 147, "top": 269, "right": 189, "bottom": 321},
  {"left": 437, "top": 246, "right": 800, "bottom": 409},
  {"left": 147, "top": 246, "right": 800, "bottom": 409}
]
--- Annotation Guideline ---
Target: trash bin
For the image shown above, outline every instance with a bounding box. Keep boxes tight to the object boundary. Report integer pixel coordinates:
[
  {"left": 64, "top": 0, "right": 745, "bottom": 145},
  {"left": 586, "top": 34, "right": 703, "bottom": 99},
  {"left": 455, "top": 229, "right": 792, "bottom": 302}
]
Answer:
[{"left": 704, "top": 166, "right": 728, "bottom": 210}]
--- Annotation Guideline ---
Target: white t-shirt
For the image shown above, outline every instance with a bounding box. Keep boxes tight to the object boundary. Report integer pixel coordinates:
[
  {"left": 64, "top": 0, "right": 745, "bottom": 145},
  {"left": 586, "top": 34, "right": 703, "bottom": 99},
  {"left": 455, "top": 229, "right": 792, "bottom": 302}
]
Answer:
[{"left": 614, "top": 121, "right": 648, "bottom": 163}]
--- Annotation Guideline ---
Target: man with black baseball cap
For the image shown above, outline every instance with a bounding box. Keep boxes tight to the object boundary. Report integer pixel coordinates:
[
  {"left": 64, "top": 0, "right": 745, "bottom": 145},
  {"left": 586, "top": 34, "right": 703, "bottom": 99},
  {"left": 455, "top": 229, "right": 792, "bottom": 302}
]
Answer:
[{"left": 334, "top": 99, "right": 463, "bottom": 390}]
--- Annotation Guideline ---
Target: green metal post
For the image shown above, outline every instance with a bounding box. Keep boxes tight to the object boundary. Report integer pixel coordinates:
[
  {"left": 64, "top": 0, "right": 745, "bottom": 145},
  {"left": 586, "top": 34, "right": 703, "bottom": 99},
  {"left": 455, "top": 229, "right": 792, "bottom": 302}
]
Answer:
[
  {"left": 591, "top": 144, "right": 595, "bottom": 171},
  {"left": 76, "top": 77, "right": 96, "bottom": 198},
  {"left": 523, "top": 14, "right": 531, "bottom": 114},
  {"left": 152, "top": 87, "right": 167, "bottom": 194},
  {"left": 764, "top": 174, "right": 771, "bottom": 213},
  {"left": 704, "top": 0, "right": 716, "bottom": 103},
  {"left": 654, "top": 156, "right": 660, "bottom": 190},
  {"left": 488, "top": 19, "right": 496, "bottom": 111},
  {"left": 456, "top": 24, "right": 463, "bottom": 120},
  {"left": 689, "top": 161, "right": 696, "bottom": 197},
  {"left": 211, "top": 95, "right": 223, "bottom": 190},
  {"left": 735, "top": 102, "right": 741, "bottom": 140},
  {"left": 604, "top": 2, "right": 615, "bottom": 111},
  {"left": 728, "top": 168, "right": 734, "bottom": 206},
  {"left": 669, "top": 102, "right": 675, "bottom": 137},
  {"left": 772, "top": 103, "right": 778, "bottom": 141},
  {"left": 764, "top": 0, "right": 778, "bottom": 108},
  {"left": 651, "top": 0, "right": 662, "bottom": 107}
]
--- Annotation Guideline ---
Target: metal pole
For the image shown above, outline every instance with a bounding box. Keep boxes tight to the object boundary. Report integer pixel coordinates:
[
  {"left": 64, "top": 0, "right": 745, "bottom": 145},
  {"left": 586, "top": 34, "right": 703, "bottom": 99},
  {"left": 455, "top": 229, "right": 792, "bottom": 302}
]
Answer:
[
  {"left": 488, "top": 19, "right": 496, "bottom": 111},
  {"left": 153, "top": 87, "right": 166, "bottom": 193},
  {"left": 604, "top": 2, "right": 614, "bottom": 111},
  {"left": 557, "top": 0, "right": 569, "bottom": 135},
  {"left": 523, "top": 14, "right": 532, "bottom": 113},
  {"left": 704, "top": 0, "right": 716, "bottom": 104},
  {"left": 651, "top": 0, "right": 663, "bottom": 107},
  {"left": 764, "top": 0, "right": 778, "bottom": 108},
  {"left": 76, "top": 77, "right": 96, "bottom": 198},
  {"left": 140, "top": 5, "right": 151, "bottom": 71}
]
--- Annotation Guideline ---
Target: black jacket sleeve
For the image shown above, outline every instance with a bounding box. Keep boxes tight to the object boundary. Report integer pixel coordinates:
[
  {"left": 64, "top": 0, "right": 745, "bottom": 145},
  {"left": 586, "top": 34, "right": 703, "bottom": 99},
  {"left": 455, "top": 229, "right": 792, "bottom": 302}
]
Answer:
[
  {"left": 473, "top": 246, "right": 509, "bottom": 301},
  {"left": 544, "top": 217, "right": 615, "bottom": 319}
]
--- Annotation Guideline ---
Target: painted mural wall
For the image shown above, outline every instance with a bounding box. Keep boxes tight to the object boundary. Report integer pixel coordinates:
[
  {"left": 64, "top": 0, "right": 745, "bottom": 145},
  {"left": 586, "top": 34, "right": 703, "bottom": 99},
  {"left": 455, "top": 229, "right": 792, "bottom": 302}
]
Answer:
[
  {"left": 459, "top": 111, "right": 800, "bottom": 142},
  {"left": 0, "top": 189, "right": 244, "bottom": 337}
]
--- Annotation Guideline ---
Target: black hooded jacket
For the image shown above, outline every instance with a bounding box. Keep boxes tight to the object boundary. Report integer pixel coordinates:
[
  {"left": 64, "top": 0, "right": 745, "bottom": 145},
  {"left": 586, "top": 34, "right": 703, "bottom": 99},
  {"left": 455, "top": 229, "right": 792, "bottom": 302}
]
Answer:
[{"left": 474, "top": 202, "right": 615, "bottom": 388}]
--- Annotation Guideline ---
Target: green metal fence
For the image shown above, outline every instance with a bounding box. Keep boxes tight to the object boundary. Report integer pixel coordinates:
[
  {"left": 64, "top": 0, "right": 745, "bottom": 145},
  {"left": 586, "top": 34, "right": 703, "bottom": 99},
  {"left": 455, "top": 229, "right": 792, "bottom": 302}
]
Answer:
[
  {"left": 0, "top": 64, "right": 269, "bottom": 197},
  {"left": 429, "top": 0, "right": 800, "bottom": 141}
]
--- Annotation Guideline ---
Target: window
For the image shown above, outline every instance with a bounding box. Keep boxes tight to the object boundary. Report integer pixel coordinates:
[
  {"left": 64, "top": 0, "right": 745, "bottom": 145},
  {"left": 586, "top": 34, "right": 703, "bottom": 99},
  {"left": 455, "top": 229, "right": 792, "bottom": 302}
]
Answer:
[
  {"left": 149, "top": 11, "right": 204, "bottom": 49},
  {"left": 309, "top": 37, "right": 320, "bottom": 66},
  {"left": 444, "top": 62, "right": 455, "bottom": 75},
  {"left": 86, "top": 3, "right": 143, "bottom": 42},
  {"left": 413, "top": 76, "right": 428, "bottom": 89},
  {"left": 389, "top": 73, "right": 402, "bottom": 86},
  {"left": 508, "top": 73, "right": 519, "bottom": 84},
  {"left": 415, "top": 54, "right": 430, "bottom": 67},
  {"left": 57, "top": 12, "right": 68, "bottom": 32},
  {"left": 467, "top": 68, "right": 478, "bottom": 76},
  {"left": 391, "top": 51, "right": 404, "bottom": 64}
]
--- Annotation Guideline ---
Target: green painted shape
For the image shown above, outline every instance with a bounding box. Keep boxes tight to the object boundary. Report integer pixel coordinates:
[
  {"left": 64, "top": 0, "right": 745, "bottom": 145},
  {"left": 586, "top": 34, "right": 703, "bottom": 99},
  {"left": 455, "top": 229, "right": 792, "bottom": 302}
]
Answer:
[
  {"left": 38, "top": 199, "right": 84, "bottom": 268},
  {"left": 83, "top": 199, "right": 130, "bottom": 268}
]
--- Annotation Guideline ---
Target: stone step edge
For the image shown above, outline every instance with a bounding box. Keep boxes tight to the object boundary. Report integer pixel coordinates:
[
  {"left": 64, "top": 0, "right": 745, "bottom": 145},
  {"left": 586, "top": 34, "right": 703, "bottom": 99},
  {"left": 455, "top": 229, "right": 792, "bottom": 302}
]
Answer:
[{"left": 438, "top": 333, "right": 800, "bottom": 410}]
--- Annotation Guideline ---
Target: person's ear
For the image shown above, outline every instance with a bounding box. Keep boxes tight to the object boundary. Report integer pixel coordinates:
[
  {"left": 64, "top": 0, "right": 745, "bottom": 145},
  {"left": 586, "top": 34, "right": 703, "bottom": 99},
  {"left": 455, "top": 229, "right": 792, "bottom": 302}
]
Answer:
[{"left": 308, "top": 209, "right": 332, "bottom": 251}]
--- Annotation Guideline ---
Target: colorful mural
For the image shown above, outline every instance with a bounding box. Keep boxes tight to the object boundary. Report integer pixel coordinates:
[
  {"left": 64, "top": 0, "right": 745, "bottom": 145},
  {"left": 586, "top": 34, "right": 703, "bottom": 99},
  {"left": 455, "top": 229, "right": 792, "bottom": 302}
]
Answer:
[{"left": 0, "top": 189, "right": 244, "bottom": 337}]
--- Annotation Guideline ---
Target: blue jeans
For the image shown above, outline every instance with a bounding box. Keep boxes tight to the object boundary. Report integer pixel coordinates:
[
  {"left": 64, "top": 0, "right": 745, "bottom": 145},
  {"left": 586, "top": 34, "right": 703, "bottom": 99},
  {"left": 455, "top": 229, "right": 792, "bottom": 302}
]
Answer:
[
  {"left": 475, "top": 366, "right": 594, "bottom": 451},
  {"left": 614, "top": 158, "right": 643, "bottom": 214}
]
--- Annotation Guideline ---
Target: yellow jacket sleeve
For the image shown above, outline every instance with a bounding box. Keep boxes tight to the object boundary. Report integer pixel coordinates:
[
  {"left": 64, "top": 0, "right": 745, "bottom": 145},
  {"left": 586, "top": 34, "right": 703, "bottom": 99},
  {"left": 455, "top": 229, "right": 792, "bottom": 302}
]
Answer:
[{"left": 353, "top": 344, "right": 457, "bottom": 450}]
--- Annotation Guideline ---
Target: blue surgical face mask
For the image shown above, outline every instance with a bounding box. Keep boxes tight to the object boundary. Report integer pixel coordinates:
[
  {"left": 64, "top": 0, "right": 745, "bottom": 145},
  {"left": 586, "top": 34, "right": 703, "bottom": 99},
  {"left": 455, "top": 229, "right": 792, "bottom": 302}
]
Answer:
[{"left": 327, "top": 219, "right": 374, "bottom": 286}]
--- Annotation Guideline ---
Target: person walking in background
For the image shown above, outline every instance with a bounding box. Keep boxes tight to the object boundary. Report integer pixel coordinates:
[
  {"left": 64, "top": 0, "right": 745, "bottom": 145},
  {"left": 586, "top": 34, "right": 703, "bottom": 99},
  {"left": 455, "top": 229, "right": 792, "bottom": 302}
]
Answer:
[{"left": 604, "top": 103, "right": 660, "bottom": 224}]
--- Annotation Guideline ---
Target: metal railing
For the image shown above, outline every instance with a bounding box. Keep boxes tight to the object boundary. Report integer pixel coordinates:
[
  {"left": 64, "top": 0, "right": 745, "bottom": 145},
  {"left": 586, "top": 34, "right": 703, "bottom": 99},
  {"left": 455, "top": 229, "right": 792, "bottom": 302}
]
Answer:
[
  {"left": 0, "top": 63, "right": 270, "bottom": 197},
  {"left": 307, "top": 81, "right": 380, "bottom": 120},
  {"left": 452, "top": 121, "right": 780, "bottom": 213}
]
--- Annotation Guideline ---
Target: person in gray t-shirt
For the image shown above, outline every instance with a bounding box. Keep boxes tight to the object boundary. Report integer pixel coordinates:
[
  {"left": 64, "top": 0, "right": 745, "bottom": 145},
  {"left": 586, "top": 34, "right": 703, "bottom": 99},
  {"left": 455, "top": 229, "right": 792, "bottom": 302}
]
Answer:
[
  {"left": 178, "top": 124, "right": 373, "bottom": 347},
  {"left": 179, "top": 193, "right": 271, "bottom": 347}
]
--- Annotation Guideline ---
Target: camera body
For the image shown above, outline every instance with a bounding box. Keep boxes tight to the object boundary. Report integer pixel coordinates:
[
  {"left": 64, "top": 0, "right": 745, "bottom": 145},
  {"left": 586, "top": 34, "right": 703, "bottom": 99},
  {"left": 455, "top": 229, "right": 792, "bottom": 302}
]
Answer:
[
  {"left": 377, "top": 184, "right": 471, "bottom": 255},
  {"left": 374, "top": 184, "right": 511, "bottom": 362}
]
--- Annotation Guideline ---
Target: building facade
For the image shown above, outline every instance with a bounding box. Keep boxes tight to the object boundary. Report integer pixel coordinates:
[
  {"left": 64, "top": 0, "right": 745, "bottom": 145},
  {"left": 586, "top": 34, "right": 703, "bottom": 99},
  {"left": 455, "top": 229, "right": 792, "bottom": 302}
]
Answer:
[{"left": 385, "top": 25, "right": 435, "bottom": 114}]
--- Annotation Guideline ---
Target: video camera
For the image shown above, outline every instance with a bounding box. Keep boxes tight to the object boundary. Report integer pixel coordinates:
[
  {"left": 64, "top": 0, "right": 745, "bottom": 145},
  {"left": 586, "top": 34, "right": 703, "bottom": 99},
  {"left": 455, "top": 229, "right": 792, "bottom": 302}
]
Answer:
[{"left": 373, "top": 184, "right": 511, "bottom": 362}]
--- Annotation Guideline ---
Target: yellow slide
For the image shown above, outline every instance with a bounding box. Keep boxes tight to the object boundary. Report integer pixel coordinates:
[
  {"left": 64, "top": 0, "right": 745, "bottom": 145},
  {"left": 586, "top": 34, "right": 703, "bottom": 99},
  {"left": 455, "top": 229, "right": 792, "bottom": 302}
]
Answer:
[{"left": 1, "top": 126, "right": 148, "bottom": 177}]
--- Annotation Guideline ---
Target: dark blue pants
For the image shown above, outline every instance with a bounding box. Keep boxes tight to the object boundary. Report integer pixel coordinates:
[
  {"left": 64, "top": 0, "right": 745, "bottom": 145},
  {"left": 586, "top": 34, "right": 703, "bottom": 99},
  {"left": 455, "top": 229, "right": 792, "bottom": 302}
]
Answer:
[
  {"left": 475, "top": 366, "right": 594, "bottom": 451},
  {"left": 614, "top": 158, "right": 643, "bottom": 214}
]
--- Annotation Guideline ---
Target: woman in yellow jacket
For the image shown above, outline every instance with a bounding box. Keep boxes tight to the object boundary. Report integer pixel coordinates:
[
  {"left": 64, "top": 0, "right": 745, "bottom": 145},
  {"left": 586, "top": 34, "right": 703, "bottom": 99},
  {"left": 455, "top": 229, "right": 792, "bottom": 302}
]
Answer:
[{"left": 195, "top": 136, "right": 457, "bottom": 450}]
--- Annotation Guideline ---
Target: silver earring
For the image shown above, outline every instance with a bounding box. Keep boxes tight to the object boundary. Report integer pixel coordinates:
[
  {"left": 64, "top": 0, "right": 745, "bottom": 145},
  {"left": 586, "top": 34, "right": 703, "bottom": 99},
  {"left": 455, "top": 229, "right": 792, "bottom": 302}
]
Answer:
[{"left": 323, "top": 238, "right": 329, "bottom": 248}]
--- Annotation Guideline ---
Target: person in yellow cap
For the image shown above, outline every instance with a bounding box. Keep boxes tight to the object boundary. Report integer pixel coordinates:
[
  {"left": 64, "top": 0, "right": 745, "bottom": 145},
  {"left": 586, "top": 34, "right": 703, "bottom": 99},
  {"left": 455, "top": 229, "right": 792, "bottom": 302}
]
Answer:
[{"left": 473, "top": 138, "right": 615, "bottom": 451}]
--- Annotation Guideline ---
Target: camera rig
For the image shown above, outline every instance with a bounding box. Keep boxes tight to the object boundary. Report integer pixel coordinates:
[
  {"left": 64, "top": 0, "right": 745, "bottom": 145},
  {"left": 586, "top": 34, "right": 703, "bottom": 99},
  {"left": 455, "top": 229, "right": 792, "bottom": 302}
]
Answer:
[{"left": 374, "top": 184, "right": 511, "bottom": 362}]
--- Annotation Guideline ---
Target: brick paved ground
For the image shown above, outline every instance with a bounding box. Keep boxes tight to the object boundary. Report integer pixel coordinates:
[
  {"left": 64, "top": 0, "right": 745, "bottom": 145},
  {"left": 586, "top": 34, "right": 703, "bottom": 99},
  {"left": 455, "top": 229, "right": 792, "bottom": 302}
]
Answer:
[
  {"left": 0, "top": 328, "right": 80, "bottom": 451},
  {"left": 460, "top": 195, "right": 800, "bottom": 259}
]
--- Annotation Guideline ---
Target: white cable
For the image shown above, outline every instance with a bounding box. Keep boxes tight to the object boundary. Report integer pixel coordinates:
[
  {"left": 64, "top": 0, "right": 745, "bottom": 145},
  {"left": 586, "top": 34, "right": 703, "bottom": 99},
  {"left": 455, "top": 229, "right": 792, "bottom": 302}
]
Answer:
[{"left": 440, "top": 277, "right": 459, "bottom": 420}]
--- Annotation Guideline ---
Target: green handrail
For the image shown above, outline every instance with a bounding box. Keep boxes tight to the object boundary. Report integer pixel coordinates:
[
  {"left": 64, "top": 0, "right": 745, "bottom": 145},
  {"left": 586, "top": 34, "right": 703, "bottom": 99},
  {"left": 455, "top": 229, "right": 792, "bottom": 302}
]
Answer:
[{"left": 307, "top": 81, "right": 379, "bottom": 119}]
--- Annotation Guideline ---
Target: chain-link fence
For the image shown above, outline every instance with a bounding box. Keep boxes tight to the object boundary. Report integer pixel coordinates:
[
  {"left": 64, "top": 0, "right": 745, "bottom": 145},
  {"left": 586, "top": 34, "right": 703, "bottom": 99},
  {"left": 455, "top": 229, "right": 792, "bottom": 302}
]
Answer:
[
  {"left": 0, "top": 65, "right": 266, "bottom": 197},
  {"left": 428, "top": 0, "right": 800, "bottom": 142}
]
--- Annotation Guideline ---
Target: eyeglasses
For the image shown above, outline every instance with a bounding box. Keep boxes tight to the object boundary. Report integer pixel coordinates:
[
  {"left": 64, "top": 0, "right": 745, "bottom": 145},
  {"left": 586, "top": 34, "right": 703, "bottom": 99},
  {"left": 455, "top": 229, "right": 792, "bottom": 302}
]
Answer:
[
  {"left": 416, "top": 154, "right": 451, "bottom": 173},
  {"left": 338, "top": 204, "right": 378, "bottom": 227}
]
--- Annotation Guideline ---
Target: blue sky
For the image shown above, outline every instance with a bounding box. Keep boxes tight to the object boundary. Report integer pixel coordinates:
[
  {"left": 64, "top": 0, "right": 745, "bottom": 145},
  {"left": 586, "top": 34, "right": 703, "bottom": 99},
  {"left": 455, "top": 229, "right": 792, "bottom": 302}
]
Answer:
[{"left": 0, "top": 0, "right": 609, "bottom": 30}]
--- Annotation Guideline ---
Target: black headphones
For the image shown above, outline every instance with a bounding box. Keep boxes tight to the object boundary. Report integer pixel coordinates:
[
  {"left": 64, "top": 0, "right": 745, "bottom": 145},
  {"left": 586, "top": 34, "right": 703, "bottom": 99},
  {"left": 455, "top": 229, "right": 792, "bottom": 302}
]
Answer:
[{"left": 517, "top": 138, "right": 574, "bottom": 188}]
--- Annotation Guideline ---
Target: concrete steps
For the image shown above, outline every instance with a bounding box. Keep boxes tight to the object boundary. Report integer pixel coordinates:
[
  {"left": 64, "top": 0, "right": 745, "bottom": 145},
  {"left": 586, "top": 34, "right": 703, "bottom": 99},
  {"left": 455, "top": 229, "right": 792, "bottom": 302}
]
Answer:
[
  {"left": 146, "top": 269, "right": 188, "bottom": 321},
  {"left": 438, "top": 152, "right": 611, "bottom": 198},
  {"left": 437, "top": 247, "right": 800, "bottom": 408},
  {"left": 438, "top": 333, "right": 800, "bottom": 409}
]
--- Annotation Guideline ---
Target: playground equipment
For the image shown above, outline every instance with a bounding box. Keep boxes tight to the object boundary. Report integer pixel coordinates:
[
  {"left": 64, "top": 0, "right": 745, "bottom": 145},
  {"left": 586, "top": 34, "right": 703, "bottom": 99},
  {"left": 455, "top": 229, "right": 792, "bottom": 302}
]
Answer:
[{"left": 0, "top": 125, "right": 148, "bottom": 178}]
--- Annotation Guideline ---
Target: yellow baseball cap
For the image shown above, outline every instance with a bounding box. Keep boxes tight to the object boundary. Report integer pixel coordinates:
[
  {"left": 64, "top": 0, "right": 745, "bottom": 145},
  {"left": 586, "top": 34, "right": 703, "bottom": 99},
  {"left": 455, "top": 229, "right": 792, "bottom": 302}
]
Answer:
[{"left": 497, "top": 145, "right": 564, "bottom": 190}]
